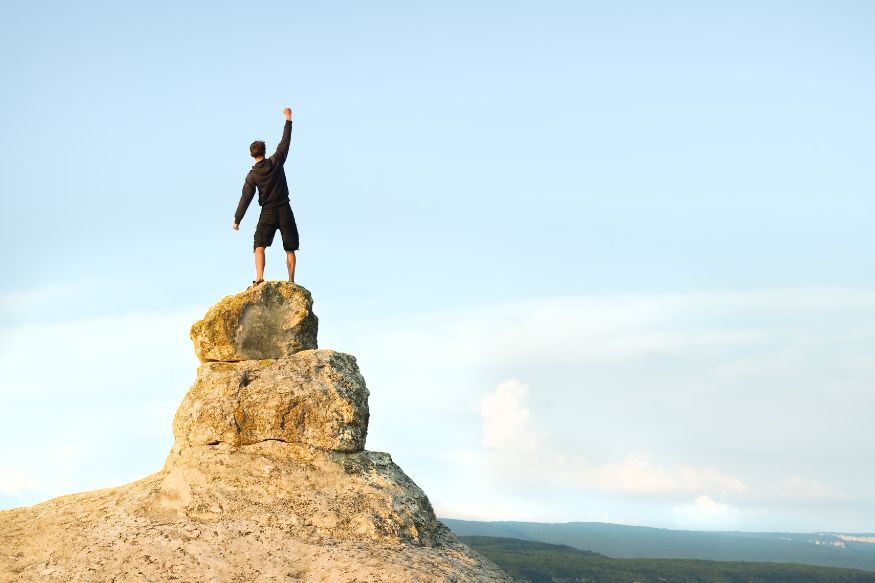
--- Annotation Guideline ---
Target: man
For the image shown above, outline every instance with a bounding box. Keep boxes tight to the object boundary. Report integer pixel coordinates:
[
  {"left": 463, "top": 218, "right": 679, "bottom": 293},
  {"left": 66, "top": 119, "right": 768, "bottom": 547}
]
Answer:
[{"left": 233, "top": 107, "right": 299, "bottom": 285}]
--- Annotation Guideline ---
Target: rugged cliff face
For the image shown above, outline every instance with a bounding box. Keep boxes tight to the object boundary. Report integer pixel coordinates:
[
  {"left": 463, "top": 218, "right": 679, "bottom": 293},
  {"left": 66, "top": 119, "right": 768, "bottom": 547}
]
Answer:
[{"left": 0, "top": 282, "right": 510, "bottom": 582}]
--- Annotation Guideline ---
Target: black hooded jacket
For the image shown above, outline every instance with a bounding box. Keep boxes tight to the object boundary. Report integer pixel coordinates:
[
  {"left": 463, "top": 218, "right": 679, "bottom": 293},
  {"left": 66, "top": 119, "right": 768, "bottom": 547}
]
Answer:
[{"left": 234, "top": 120, "right": 292, "bottom": 224}]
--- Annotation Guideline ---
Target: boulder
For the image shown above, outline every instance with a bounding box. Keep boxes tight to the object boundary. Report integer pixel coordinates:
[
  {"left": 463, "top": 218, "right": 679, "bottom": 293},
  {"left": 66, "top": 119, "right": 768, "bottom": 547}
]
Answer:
[
  {"left": 190, "top": 281, "right": 318, "bottom": 362},
  {"left": 173, "top": 349, "right": 369, "bottom": 452},
  {"left": 0, "top": 285, "right": 513, "bottom": 582},
  {"left": 0, "top": 440, "right": 512, "bottom": 581},
  {"left": 158, "top": 441, "right": 441, "bottom": 546}
]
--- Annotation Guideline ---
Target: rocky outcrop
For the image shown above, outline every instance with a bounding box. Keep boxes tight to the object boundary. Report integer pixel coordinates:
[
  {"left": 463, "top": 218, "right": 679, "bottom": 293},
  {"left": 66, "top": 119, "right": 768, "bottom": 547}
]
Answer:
[
  {"left": 190, "top": 281, "right": 318, "bottom": 362},
  {"left": 173, "top": 350, "right": 369, "bottom": 452},
  {"left": 0, "top": 282, "right": 510, "bottom": 582},
  {"left": 157, "top": 441, "right": 441, "bottom": 546}
]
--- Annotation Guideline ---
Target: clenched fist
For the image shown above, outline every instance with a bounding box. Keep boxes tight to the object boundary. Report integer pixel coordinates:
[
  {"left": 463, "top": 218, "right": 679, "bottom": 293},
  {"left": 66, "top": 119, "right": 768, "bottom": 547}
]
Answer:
[{"left": 283, "top": 107, "right": 292, "bottom": 121}]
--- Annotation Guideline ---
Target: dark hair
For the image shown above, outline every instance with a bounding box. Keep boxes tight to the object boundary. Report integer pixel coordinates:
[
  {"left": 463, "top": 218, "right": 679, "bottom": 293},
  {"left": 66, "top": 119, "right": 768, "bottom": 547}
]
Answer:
[{"left": 250, "top": 140, "right": 266, "bottom": 158}]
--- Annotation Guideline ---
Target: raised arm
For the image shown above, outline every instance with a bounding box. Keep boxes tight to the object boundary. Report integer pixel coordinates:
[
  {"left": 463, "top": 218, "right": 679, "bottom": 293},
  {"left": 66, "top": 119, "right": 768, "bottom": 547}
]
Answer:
[
  {"left": 269, "top": 107, "right": 293, "bottom": 165},
  {"left": 234, "top": 174, "right": 257, "bottom": 227}
]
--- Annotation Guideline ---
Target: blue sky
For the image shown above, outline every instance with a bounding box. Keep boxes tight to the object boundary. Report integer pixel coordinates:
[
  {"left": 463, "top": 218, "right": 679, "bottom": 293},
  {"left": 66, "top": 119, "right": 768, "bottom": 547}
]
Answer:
[{"left": 1, "top": 1, "right": 874, "bottom": 532}]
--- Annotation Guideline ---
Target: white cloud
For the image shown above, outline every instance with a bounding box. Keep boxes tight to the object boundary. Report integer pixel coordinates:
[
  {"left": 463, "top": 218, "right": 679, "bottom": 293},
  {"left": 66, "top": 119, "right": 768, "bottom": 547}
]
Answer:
[
  {"left": 0, "top": 469, "right": 37, "bottom": 496},
  {"left": 0, "top": 308, "right": 199, "bottom": 509},
  {"left": 471, "top": 381, "right": 751, "bottom": 499},
  {"left": 4, "top": 287, "right": 874, "bottom": 531},
  {"left": 477, "top": 379, "right": 538, "bottom": 451},
  {"left": 672, "top": 495, "right": 740, "bottom": 528},
  {"left": 468, "top": 373, "right": 857, "bottom": 526},
  {"left": 335, "top": 288, "right": 875, "bottom": 530},
  {"left": 0, "top": 309, "right": 198, "bottom": 399},
  {"left": 0, "top": 444, "right": 83, "bottom": 502},
  {"left": 585, "top": 452, "right": 748, "bottom": 496},
  {"left": 692, "top": 495, "right": 732, "bottom": 515},
  {"left": 772, "top": 477, "right": 849, "bottom": 501},
  {"left": 0, "top": 281, "right": 97, "bottom": 319},
  {"left": 344, "top": 287, "right": 875, "bottom": 367}
]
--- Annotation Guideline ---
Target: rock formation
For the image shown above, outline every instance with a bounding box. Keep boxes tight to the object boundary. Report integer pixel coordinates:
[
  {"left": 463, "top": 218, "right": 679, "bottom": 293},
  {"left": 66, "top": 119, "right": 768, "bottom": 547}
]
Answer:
[
  {"left": 0, "top": 282, "right": 510, "bottom": 582},
  {"left": 191, "top": 282, "right": 319, "bottom": 362}
]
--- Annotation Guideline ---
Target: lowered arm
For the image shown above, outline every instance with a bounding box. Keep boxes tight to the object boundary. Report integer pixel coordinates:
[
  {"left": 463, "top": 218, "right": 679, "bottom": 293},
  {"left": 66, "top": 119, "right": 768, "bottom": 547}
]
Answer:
[{"left": 234, "top": 174, "right": 257, "bottom": 225}]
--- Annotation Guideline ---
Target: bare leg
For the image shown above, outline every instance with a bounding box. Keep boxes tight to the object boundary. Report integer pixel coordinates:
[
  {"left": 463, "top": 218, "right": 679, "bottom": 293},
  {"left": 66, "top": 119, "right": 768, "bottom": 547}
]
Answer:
[
  {"left": 286, "top": 251, "right": 296, "bottom": 283},
  {"left": 254, "top": 247, "right": 266, "bottom": 281}
]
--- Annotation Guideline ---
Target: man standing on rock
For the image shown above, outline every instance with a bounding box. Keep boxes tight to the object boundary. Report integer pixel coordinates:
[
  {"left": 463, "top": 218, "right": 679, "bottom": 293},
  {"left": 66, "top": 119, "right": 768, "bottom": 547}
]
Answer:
[{"left": 233, "top": 107, "right": 299, "bottom": 286}]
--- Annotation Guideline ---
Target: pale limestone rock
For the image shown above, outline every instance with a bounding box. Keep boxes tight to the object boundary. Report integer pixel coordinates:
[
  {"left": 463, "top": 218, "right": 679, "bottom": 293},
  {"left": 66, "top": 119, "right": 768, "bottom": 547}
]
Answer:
[
  {"left": 157, "top": 441, "right": 440, "bottom": 545},
  {"left": 0, "top": 287, "right": 512, "bottom": 582},
  {"left": 0, "top": 449, "right": 510, "bottom": 581},
  {"left": 190, "top": 281, "right": 318, "bottom": 362},
  {"left": 0, "top": 441, "right": 510, "bottom": 582},
  {"left": 174, "top": 350, "right": 369, "bottom": 452}
]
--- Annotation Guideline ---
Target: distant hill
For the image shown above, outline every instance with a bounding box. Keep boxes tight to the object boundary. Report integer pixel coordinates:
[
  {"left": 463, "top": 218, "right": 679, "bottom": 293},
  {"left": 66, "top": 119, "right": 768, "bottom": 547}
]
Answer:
[
  {"left": 444, "top": 519, "right": 875, "bottom": 573},
  {"left": 462, "top": 536, "right": 875, "bottom": 583}
]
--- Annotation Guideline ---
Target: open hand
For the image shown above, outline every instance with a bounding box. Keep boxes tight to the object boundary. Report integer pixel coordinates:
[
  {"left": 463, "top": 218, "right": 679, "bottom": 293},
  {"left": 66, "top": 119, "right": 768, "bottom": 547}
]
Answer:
[{"left": 283, "top": 107, "right": 292, "bottom": 121}]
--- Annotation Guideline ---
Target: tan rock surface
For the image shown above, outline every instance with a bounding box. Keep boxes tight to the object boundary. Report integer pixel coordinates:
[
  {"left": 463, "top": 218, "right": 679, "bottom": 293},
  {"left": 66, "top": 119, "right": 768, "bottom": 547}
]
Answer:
[
  {"left": 174, "top": 350, "right": 369, "bottom": 452},
  {"left": 0, "top": 441, "right": 510, "bottom": 581},
  {"left": 157, "top": 441, "right": 439, "bottom": 545},
  {"left": 0, "top": 287, "right": 511, "bottom": 582},
  {"left": 190, "top": 281, "right": 319, "bottom": 362}
]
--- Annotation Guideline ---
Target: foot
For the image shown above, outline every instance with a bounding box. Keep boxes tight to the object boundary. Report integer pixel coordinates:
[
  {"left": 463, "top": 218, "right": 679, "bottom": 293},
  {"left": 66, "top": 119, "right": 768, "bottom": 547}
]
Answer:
[{"left": 249, "top": 279, "right": 264, "bottom": 289}]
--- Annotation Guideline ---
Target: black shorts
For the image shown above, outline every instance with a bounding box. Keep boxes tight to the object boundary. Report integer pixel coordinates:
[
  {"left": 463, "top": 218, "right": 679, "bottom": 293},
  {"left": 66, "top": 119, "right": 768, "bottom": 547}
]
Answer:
[{"left": 253, "top": 204, "right": 299, "bottom": 251}]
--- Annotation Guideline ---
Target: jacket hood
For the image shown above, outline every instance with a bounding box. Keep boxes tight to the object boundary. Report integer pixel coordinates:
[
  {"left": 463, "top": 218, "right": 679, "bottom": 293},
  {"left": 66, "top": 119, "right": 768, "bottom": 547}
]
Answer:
[{"left": 251, "top": 159, "right": 275, "bottom": 175}]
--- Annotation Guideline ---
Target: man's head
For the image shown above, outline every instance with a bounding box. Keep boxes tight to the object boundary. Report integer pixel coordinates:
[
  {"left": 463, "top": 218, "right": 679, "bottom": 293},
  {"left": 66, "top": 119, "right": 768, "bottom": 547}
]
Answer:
[{"left": 250, "top": 140, "right": 266, "bottom": 160}]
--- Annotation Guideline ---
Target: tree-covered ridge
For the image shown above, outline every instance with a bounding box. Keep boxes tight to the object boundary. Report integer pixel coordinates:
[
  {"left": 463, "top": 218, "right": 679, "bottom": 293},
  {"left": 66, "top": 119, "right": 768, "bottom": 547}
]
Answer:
[
  {"left": 462, "top": 536, "right": 875, "bottom": 583},
  {"left": 444, "top": 519, "right": 875, "bottom": 572}
]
